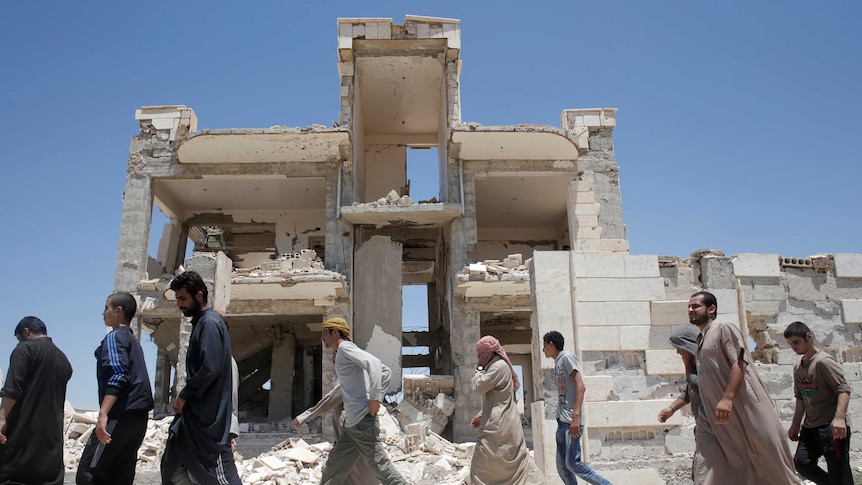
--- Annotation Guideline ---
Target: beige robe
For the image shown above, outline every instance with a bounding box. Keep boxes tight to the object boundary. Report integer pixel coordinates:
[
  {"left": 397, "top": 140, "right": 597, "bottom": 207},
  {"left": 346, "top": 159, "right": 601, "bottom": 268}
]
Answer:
[
  {"left": 294, "top": 384, "right": 377, "bottom": 485},
  {"left": 695, "top": 320, "right": 801, "bottom": 485},
  {"left": 470, "top": 357, "right": 544, "bottom": 485}
]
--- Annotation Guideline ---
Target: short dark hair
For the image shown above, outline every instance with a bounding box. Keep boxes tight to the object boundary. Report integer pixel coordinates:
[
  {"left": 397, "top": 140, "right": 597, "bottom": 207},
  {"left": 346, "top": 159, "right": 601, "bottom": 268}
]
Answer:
[
  {"left": 108, "top": 292, "right": 138, "bottom": 323},
  {"left": 784, "top": 321, "right": 812, "bottom": 340},
  {"left": 170, "top": 271, "right": 208, "bottom": 303},
  {"left": 15, "top": 316, "right": 47, "bottom": 337},
  {"left": 543, "top": 331, "right": 564, "bottom": 351},
  {"left": 691, "top": 291, "right": 718, "bottom": 317}
]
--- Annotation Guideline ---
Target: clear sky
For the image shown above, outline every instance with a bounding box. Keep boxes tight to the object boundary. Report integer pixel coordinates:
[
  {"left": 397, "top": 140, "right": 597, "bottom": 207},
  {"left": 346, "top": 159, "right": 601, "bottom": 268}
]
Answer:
[{"left": 1, "top": 1, "right": 859, "bottom": 409}]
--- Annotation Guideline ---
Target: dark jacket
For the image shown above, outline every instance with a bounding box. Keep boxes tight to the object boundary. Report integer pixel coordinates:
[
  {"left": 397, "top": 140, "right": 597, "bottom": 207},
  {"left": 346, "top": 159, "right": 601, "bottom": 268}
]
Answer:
[
  {"left": 96, "top": 325, "right": 154, "bottom": 417},
  {"left": 161, "top": 307, "right": 234, "bottom": 485}
]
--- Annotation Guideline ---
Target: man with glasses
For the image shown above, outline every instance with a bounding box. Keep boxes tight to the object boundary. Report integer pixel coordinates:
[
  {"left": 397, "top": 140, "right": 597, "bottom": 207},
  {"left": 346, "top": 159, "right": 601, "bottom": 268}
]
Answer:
[{"left": 0, "top": 316, "right": 73, "bottom": 485}]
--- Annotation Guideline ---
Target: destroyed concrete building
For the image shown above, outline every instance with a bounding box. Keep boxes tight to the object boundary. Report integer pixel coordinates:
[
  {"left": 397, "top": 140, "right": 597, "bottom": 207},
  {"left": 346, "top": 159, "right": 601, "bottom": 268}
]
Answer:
[{"left": 114, "top": 15, "right": 862, "bottom": 482}]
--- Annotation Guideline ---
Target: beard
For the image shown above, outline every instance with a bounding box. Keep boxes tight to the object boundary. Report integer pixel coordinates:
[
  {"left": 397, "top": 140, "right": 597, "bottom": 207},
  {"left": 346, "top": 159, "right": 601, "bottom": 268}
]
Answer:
[{"left": 180, "top": 299, "right": 202, "bottom": 318}]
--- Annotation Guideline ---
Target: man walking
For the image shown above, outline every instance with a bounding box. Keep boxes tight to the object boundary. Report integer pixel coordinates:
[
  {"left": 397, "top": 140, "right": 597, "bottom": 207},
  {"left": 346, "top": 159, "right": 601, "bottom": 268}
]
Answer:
[
  {"left": 0, "top": 316, "right": 73, "bottom": 485},
  {"left": 161, "top": 271, "right": 240, "bottom": 485},
  {"left": 319, "top": 317, "right": 407, "bottom": 485},
  {"left": 784, "top": 321, "right": 853, "bottom": 484},
  {"left": 77, "top": 292, "right": 154, "bottom": 485},
  {"left": 690, "top": 291, "right": 800, "bottom": 484},
  {"left": 541, "top": 331, "right": 611, "bottom": 485}
]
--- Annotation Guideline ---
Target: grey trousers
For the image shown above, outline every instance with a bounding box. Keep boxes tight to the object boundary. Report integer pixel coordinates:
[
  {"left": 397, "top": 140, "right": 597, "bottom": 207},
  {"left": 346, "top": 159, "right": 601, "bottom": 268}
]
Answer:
[{"left": 320, "top": 413, "right": 407, "bottom": 485}]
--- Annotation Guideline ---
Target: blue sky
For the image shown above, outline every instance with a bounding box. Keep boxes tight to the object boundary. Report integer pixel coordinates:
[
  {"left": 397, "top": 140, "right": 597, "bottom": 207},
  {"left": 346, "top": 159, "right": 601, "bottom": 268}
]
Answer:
[{"left": 1, "top": 1, "right": 859, "bottom": 408}]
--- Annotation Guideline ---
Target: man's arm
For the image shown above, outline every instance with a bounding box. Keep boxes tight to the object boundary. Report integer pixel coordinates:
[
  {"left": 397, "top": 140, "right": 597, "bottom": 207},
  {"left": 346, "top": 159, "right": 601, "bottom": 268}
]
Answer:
[
  {"left": 715, "top": 357, "right": 745, "bottom": 425},
  {"left": 658, "top": 397, "right": 688, "bottom": 423},
  {"left": 570, "top": 369, "right": 586, "bottom": 438},
  {"left": 788, "top": 398, "right": 804, "bottom": 441},
  {"left": 0, "top": 397, "right": 16, "bottom": 444},
  {"left": 178, "top": 320, "right": 227, "bottom": 407},
  {"left": 832, "top": 392, "right": 849, "bottom": 440}
]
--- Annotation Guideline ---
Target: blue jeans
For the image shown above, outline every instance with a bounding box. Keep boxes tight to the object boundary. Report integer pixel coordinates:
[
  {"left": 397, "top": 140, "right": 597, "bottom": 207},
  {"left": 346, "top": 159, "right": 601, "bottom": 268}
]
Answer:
[{"left": 556, "top": 420, "right": 612, "bottom": 485}]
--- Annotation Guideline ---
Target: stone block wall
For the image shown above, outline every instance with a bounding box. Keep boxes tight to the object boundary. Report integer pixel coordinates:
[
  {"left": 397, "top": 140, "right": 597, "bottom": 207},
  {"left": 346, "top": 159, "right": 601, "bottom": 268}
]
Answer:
[{"left": 531, "top": 250, "right": 862, "bottom": 466}]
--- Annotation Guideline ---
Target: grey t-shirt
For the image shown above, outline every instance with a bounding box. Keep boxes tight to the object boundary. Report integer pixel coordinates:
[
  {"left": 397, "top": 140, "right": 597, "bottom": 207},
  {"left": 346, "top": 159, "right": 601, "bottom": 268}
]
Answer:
[
  {"left": 555, "top": 350, "right": 583, "bottom": 423},
  {"left": 334, "top": 341, "right": 386, "bottom": 428}
]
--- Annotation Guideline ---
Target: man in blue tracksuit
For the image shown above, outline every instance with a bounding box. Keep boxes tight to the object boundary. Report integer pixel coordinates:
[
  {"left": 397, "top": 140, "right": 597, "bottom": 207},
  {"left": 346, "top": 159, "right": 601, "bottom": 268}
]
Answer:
[{"left": 77, "top": 292, "right": 154, "bottom": 485}]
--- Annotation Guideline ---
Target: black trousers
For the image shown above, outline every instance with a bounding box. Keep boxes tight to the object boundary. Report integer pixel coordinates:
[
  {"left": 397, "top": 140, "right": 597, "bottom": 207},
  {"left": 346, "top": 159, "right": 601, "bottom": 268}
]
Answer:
[
  {"left": 76, "top": 412, "right": 149, "bottom": 485},
  {"left": 794, "top": 424, "right": 853, "bottom": 485}
]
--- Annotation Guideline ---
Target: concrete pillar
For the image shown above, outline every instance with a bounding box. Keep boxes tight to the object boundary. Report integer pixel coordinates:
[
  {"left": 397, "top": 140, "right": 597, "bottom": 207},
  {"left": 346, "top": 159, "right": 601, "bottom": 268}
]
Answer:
[
  {"left": 529, "top": 251, "right": 576, "bottom": 483},
  {"left": 153, "top": 347, "right": 173, "bottom": 416},
  {"left": 353, "top": 235, "right": 403, "bottom": 393},
  {"left": 301, "top": 347, "right": 315, "bottom": 410},
  {"left": 113, "top": 175, "right": 153, "bottom": 292},
  {"left": 450, "top": 306, "right": 480, "bottom": 443},
  {"left": 175, "top": 317, "right": 193, "bottom": 393},
  {"left": 156, "top": 220, "right": 188, "bottom": 275},
  {"left": 268, "top": 331, "right": 296, "bottom": 422}
]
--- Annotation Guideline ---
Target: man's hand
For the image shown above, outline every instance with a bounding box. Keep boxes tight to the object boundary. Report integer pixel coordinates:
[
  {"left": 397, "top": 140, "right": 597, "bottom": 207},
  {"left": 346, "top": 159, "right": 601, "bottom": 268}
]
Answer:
[
  {"left": 570, "top": 413, "right": 582, "bottom": 438},
  {"left": 788, "top": 423, "right": 800, "bottom": 441},
  {"left": 231, "top": 438, "right": 237, "bottom": 452},
  {"left": 292, "top": 418, "right": 301, "bottom": 431},
  {"left": 368, "top": 399, "right": 380, "bottom": 416},
  {"left": 0, "top": 417, "right": 6, "bottom": 445},
  {"left": 715, "top": 398, "right": 733, "bottom": 424},
  {"left": 172, "top": 397, "right": 186, "bottom": 415},
  {"left": 832, "top": 416, "right": 848, "bottom": 440},
  {"left": 96, "top": 414, "right": 112, "bottom": 444},
  {"left": 471, "top": 414, "right": 481, "bottom": 428},
  {"left": 658, "top": 406, "right": 674, "bottom": 423}
]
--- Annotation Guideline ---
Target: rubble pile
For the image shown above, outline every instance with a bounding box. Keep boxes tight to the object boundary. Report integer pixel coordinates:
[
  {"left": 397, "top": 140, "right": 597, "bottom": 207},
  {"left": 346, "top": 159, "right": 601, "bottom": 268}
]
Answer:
[
  {"left": 394, "top": 375, "right": 456, "bottom": 434},
  {"left": 61, "top": 403, "right": 474, "bottom": 484},
  {"left": 235, "top": 249, "right": 344, "bottom": 281},
  {"left": 456, "top": 254, "right": 529, "bottom": 282},
  {"left": 352, "top": 189, "right": 414, "bottom": 207}
]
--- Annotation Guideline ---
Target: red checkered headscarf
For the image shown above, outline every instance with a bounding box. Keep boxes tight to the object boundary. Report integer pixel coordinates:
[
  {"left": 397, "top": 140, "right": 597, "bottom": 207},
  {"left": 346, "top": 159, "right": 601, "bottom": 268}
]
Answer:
[{"left": 476, "top": 335, "right": 520, "bottom": 392}]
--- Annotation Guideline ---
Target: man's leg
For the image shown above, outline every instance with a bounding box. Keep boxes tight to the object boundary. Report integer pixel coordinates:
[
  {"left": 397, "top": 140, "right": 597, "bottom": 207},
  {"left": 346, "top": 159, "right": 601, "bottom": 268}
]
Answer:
[
  {"left": 555, "top": 420, "right": 578, "bottom": 485},
  {"left": 321, "top": 431, "right": 362, "bottom": 484},
  {"left": 344, "top": 414, "right": 407, "bottom": 485},
  {"left": 76, "top": 415, "right": 147, "bottom": 485},
  {"left": 216, "top": 445, "right": 242, "bottom": 485},
  {"left": 821, "top": 425, "right": 853, "bottom": 485},
  {"left": 171, "top": 463, "right": 199, "bottom": 485},
  {"left": 563, "top": 424, "right": 612, "bottom": 485},
  {"left": 795, "top": 426, "right": 828, "bottom": 484}
]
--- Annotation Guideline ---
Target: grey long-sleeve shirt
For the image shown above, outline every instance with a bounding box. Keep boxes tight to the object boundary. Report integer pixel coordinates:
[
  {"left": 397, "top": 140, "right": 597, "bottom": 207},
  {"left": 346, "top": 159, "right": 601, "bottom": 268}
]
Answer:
[{"left": 334, "top": 341, "right": 388, "bottom": 427}]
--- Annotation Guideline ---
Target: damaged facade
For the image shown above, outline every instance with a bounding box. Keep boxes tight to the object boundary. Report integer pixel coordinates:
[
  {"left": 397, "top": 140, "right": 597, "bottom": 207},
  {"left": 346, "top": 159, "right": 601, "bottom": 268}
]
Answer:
[{"left": 114, "top": 15, "right": 862, "bottom": 482}]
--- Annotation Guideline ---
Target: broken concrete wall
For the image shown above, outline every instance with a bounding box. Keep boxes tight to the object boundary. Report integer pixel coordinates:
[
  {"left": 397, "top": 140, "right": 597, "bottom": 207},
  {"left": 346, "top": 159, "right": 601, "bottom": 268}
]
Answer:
[{"left": 364, "top": 145, "right": 407, "bottom": 202}]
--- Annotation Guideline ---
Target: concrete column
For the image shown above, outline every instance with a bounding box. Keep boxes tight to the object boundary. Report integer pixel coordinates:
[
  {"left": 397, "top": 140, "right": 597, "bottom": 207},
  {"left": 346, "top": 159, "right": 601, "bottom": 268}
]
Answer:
[
  {"left": 353, "top": 235, "right": 403, "bottom": 393},
  {"left": 156, "top": 220, "right": 188, "bottom": 275},
  {"left": 301, "top": 347, "right": 315, "bottom": 411},
  {"left": 450, "top": 305, "right": 480, "bottom": 443},
  {"left": 529, "top": 251, "right": 576, "bottom": 483},
  {"left": 268, "top": 331, "right": 296, "bottom": 422},
  {"left": 175, "top": 317, "right": 193, "bottom": 393},
  {"left": 113, "top": 174, "right": 154, "bottom": 292},
  {"left": 153, "top": 347, "right": 173, "bottom": 416}
]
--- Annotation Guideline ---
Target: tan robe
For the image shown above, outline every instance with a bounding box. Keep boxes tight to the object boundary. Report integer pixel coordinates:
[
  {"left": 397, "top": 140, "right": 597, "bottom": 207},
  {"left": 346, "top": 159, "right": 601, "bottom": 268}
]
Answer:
[
  {"left": 470, "top": 357, "right": 544, "bottom": 485},
  {"left": 695, "top": 320, "right": 801, "bottom": 485},
  {"left": 294, "top": 384, "right": 377, "bottom": 485}
]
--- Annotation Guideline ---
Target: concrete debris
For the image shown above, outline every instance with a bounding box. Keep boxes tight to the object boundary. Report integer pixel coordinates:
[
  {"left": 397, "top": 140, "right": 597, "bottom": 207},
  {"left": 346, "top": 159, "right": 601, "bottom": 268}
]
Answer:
[
  {"left": 233, "top": 251, "right": 345, "bottom": 281},
  {"left": 350, "top": 189, "right": 427, "bottom": 207},
  {"left": 395, "top": 375, "right": 457, "bottom": 434},
  {"left": 62, "top": 402, "right": 475, "bottom": 484},
  {"left": 457, "top": 254, "right": 529, "bottom": 282}
]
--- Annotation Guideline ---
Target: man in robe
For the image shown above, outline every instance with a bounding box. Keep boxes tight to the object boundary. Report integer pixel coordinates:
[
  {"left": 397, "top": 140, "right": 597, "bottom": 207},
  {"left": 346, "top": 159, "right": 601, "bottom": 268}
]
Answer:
[
  {"left": 470, "top": 335, "right": 544, "bottom": 485},
  {"left": 161, "top": 271, "right": 240, "bottom": 485},
  {"left": 690, "top": 291, "right": 801, "bottom": 484},
  {"left": 0, "top": 316, "right": 73, "bottom": 485}
]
